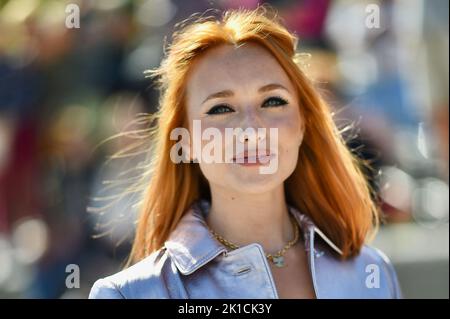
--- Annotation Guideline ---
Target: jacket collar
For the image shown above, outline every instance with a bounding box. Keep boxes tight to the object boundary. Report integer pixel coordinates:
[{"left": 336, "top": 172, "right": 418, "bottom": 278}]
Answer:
[{"left": 164, "top": 199, "right": 342, "bottom": 275}]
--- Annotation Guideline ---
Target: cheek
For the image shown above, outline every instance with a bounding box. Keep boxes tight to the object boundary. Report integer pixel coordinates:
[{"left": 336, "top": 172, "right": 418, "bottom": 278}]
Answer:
[
  {"left": 270, "top": 111, "right": 303, "bottom": 173},
  {"left": 187, "top": 116, "right": 229, "bottom": 158},
  {"left": 269, "top": 110, "right": 304, "bottom": 150},
  {"left": 194, "top": 122, "right": 229, "bottom": 181},
  {"left": 197, "top": 119, "right": 235, "bottom": 160}
]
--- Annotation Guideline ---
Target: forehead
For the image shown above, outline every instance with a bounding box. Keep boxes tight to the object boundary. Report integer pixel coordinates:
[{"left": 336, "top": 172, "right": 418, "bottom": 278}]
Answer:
[{"left": 185, "top": 42, "right": 294, "bottom": 104}]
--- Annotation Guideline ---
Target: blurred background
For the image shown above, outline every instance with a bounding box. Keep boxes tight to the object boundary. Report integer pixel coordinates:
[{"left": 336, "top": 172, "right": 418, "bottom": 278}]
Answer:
[{"left": 0, "top": 0, "right": 448, "bottom": 299}]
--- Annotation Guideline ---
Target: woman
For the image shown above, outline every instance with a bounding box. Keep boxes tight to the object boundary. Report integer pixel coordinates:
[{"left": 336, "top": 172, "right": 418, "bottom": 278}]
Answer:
[{"left": 89, "top": 6, "right": 402, "bottom": 299}]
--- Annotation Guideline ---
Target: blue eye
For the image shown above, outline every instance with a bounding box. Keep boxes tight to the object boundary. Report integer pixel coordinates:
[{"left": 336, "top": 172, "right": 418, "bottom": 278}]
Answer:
[
  {"left": 262, "top": 96, "right": 288, "bottom": 108},
  {"left": 206, "top": 104, "right": 235, "bottom": 115}
]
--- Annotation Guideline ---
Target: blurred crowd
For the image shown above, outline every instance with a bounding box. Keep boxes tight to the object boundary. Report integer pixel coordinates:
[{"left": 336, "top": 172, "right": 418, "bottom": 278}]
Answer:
[{"left": 0, "top": 0, "right": 448, "bottom": 298}]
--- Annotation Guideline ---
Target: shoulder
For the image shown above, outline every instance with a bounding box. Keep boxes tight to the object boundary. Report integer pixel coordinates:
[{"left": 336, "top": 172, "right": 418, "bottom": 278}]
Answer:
[
  {"left": 315, "top": 240, "right": 403, "bottom": 298},
  {"left": 355, "top": 244, "right": 403, "bottom": 298},
  {"left": 88, "top": 248, "right": 180, "bottom": 299}
]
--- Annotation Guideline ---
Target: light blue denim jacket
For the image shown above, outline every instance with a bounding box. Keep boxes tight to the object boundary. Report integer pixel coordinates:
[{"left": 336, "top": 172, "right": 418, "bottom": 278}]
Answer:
[{"left": 89, "top": 199, "right": 402, "bottom": 299}]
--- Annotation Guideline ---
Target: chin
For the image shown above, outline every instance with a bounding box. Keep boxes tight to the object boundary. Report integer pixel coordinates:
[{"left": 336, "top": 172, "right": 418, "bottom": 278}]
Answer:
[{"left": 225, "top": 172, "right": 284, "bottom": 194}]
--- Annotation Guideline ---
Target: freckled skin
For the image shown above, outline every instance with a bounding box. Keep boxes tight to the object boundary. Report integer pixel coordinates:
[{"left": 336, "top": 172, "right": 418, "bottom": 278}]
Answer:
[{"left": 185, "top": 43, "right": 305, "bottom": 194}]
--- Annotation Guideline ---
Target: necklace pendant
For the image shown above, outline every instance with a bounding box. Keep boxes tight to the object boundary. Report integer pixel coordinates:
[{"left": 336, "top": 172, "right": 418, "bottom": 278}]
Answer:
[{"left": 272, "top": 256, "right": 285, "bottom": 268}]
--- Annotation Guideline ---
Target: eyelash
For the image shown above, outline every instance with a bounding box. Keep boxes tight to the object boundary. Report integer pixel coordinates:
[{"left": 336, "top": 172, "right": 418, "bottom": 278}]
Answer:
[
  {"left": 262, "top": 96, "right": 289, "bottom": 108},
  {"left": 205, "top": 96, "right": 288, "bottom": 115}
]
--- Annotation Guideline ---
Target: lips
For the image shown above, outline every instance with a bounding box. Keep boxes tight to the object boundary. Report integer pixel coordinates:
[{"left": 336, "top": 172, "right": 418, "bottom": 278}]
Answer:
[{"left": 232, "top": 150, "right": 276, "bottom": 165}]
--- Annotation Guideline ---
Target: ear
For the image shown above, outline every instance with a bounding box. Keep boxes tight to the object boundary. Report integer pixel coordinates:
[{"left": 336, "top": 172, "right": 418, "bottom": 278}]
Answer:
[{"left": 298, "top": 121, "right": 306, "bottom": 147}]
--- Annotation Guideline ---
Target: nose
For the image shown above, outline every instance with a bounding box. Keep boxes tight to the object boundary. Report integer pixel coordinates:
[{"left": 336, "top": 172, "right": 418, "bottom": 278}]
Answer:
[
  {"left": 237, "top": 129, "right": 265, "bottom": 143},
  {"left": 237, "top": 109, "right": 266, "bottom": 143}
]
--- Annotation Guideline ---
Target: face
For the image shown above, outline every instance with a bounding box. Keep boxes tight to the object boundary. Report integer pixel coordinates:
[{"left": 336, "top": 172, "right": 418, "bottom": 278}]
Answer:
[{"left": 184, "top": 42, "right": 305, "bottom": 195}]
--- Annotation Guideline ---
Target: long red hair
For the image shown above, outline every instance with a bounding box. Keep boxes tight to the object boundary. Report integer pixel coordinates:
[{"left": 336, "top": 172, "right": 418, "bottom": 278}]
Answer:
[{"left": 126, "top": 5, "right": 379, "bottom": 265}]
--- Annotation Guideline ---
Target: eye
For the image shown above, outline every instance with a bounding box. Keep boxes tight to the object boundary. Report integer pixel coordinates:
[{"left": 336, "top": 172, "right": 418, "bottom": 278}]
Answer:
[
  {"left": 206, "top": 104, "right": 235, "bottom": 115},
  {"left": 262, "top": 96, "right": 288, "bottom": 108}
]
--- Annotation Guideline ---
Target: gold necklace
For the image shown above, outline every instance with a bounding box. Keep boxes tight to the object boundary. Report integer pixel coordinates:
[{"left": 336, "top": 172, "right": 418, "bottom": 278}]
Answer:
[{"left": 207, "top": 215, "right": 300, "bottom": 268}]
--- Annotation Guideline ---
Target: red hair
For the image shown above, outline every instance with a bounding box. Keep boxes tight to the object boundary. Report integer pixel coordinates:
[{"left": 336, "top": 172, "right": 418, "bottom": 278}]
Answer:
[{"left": 126, "top": 5, "right": 380, "bottom": 265}]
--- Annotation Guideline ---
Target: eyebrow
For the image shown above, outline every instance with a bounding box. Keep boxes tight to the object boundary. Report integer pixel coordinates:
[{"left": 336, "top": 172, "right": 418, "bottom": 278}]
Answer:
[{"left": 201, "top": 83, "right": 290, "bottom": 105}]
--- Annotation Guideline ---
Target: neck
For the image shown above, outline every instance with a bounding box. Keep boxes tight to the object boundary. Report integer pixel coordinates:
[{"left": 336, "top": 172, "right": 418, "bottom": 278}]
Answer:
[{"left": 205, "top": 183, "right": 295, "bottom": 253}]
